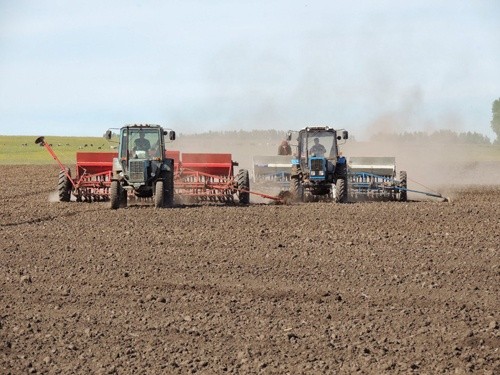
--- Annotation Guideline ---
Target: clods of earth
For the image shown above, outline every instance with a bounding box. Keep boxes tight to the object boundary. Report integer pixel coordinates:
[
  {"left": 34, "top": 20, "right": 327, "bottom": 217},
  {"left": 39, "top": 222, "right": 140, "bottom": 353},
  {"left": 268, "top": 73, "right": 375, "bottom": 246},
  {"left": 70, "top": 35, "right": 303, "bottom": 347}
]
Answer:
[{"left": 1, "top": 165, "right": 499, "bottom": 374}]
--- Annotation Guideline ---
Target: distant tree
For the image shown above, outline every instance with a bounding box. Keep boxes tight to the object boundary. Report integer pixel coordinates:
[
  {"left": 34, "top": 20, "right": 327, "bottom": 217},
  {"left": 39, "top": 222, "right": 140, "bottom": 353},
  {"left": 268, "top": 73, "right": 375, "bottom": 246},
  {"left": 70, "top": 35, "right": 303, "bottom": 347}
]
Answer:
[{"left": 492, "top": 98, "right": 500, "bottom": 144}]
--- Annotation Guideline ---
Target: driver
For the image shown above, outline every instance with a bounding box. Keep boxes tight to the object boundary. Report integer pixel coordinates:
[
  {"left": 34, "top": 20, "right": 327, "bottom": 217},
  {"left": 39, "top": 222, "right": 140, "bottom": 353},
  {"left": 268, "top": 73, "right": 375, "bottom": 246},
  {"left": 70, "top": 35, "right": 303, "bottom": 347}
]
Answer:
[
  {"left": 310, "top": 137, "right": 326, "bottom": 157},
  {"left": 134, "top": 132, "right": 151, "bottom": 152}
]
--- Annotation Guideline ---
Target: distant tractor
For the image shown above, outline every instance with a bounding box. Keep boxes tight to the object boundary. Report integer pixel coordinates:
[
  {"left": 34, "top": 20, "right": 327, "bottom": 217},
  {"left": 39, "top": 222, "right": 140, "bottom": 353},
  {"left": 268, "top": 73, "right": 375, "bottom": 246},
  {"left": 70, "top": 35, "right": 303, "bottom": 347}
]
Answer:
[
  {"left": 287, "top": 126, "right": 349, "bottom": 203},
  {"left": 105, "top": 124, "right": 176, "bottom": 209}
]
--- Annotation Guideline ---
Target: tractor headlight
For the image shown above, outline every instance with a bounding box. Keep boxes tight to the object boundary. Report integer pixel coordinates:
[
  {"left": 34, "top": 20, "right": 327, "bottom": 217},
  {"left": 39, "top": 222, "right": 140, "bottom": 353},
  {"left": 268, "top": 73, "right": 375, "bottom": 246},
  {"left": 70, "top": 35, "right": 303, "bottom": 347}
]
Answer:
[
  {"left": 318, "top": 170, "right": 325, "bottom": 176},
  {"left": 311, "top": 171, "right": 316, "bottom": 176}
]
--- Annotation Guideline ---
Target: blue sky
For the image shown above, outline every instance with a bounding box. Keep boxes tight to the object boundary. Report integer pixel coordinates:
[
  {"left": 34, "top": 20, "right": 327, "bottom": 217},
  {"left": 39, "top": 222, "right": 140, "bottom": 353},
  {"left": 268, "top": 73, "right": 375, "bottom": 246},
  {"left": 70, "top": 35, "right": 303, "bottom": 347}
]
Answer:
[{"left": 0, "top": 0, "right": 499, "bottom": 140}]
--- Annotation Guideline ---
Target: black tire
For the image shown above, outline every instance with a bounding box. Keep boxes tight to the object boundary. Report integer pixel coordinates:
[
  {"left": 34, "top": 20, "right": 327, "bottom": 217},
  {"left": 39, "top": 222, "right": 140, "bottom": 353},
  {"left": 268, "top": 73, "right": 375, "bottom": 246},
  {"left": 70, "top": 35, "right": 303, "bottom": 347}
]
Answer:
[
  {"left": 110, "top": 180, "right": 121, "bottom": 209},
  {"left": 165, "top": 171, "right": 174, "bottom": 207},
  {"left": 58, "top": 168, "right": 72, "bottom": 202},
  {"left": 399, "top": 171, "right": 407, "bottom": 202},
  {"left": 290, "top": 177, "right": 303, "bottom": 202},
  {"left": 120, "top": 188, "right": 128, "bottom": 208},
  {"left": 237, "top": 169, "right": 250, "bottom": 204},
  {"left": 335, "top": 178, "right": 348, "bottom": 203},
  {"left": 154, "top": 179, "right": 165, "bottom": 208}
]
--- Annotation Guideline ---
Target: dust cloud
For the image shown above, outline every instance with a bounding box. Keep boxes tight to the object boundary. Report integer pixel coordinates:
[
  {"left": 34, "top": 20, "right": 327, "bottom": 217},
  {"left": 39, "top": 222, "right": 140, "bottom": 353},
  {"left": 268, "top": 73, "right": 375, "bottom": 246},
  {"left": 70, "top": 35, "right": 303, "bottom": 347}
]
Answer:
[
  {"left": 343, "top": 140, "right": 500, "bottom": 191},
  {"left": 173, "top": 130, "right": 500, "bottom": 202},
  {"left": 48, "top": 191, "right": 59, "bottom": 203}
]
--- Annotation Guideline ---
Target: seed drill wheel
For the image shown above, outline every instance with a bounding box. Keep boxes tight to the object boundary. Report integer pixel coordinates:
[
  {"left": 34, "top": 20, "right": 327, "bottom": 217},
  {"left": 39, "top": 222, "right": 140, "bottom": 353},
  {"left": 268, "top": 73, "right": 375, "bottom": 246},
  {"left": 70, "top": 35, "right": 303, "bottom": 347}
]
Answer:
[
  {"left": 335, "top": 178, "right": 348, "bottom": 203},
  {"left": 110, "top": 180, "right": 121, "bottom": 209},
  {"left": 399, "top": 171, "right": 407, "bottom": 202},
  {"left": 237, "top": 169, "right": 250, "bottom": 204},
  {"left": 154, "top": 179, "right": 165, "bottom": 208},
  {"left": 58, "top": 168, "right": 72, "bottom": 202}
]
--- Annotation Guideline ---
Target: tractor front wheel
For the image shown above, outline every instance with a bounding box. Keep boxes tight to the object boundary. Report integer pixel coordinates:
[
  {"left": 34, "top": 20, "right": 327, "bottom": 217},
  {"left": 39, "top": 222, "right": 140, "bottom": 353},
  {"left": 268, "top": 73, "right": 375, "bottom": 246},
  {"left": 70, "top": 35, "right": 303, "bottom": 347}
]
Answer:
[
  {"left": 237, "top": 169, "right": 250, "bottom": 204},
  {"left": 58, "top": 168, "right": 72, "bottom": 202},
  {"left": 110, "top": 180, "right": 121, "bottom": 209},
  {"left": 154, "top": 179, "right": 165, "bottom": 208}
]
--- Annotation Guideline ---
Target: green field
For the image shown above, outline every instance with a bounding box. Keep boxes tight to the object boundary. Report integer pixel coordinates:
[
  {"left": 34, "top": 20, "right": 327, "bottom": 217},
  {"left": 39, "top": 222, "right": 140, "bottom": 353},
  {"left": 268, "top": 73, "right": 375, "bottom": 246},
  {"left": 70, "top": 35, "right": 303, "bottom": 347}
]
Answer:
[
  {"left": 0, "top": 135, "right": 115, "bottom": 165},
  {"left": 1, "top": 134, "right": 500, "bottom": 165}
]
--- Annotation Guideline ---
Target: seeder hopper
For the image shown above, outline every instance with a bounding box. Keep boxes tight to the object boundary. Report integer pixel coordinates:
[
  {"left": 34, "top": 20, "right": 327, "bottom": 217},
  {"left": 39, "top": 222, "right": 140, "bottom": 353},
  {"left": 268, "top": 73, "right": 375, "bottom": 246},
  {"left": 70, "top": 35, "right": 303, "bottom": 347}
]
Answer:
[
  {"left": 252, "top": 155, "right": 293, "bottom": 191},
  {"left": 173, "top": 152, "right": 250, "bottom": 204}
]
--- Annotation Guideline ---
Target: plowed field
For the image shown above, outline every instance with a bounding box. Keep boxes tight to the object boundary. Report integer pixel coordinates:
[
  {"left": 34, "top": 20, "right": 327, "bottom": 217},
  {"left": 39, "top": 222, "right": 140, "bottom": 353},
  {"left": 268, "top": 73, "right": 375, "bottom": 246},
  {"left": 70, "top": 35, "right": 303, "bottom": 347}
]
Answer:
[{"left": 1, "top": 165, "right": 499, "bottom": 374}]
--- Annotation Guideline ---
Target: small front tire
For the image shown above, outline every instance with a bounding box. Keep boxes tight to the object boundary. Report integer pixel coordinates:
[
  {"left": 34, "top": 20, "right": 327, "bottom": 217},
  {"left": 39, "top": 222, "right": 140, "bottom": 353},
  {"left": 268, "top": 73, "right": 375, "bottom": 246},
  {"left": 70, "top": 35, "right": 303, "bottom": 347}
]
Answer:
[{"left": 154, "top": 179, "right": 165, "bottom": 208}]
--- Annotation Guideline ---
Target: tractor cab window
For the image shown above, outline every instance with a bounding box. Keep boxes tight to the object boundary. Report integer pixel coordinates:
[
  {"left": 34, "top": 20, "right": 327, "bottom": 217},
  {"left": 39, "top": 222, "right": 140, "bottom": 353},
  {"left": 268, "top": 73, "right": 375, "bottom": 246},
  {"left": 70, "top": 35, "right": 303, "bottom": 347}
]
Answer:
[
  {"left": 302, "top": 131, "right": 337, "bottom": 158},
  {"left": 129, "top": 129, "right": 160, "bottom": 159}
]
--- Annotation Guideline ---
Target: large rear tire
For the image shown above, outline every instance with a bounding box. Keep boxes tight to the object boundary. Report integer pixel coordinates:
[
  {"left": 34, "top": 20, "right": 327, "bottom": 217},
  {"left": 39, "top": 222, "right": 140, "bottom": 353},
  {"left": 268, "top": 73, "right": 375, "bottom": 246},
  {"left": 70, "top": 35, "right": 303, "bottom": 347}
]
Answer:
[
  {"left": 154, "top": 179, "right": 165, "bottom": 208},
  {"left": 120, "top": 188, "right": 128, "bottom": 208},
  {"left": 110, "top": 180, "right": 121, "bottom": 209},
  {"left": 237, "top": 169, "right": 250, "bottom": 204},
  {"left": 335, "top": 178, "right": 348, "bottom": 203},
  {"left": 58, "top": 168, "right": 72, "bottom": 202},
  {"left": 165, "top": 171, "right": 174, "bottom": 207},
  {"left": 290, "top": 177, "right": 303, "bottom": 202},
  {"left": 399, "top": 171, "right": 407, "bottom": 202}
]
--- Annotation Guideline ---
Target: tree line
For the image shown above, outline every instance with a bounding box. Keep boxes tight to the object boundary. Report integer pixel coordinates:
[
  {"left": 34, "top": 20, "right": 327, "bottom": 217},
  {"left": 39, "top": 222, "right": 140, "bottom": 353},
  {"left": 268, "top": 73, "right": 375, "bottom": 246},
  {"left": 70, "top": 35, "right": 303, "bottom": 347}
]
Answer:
[
  {"left": 179, "top": 128, "right": 495, "bottom": 145},
  {"left": 492, "top": 98, "right": 500, "bottom": 144},
  {"left": 370, "top": 129, "right": 492, "bottom": 145}
]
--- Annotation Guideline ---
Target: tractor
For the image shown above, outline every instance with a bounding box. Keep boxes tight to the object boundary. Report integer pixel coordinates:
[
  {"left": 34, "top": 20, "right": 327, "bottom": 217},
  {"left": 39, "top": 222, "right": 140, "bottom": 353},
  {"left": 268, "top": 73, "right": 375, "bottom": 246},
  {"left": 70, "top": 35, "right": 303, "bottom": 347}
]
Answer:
[
  {"left": 287, "top": 126, "right": 349, "bottom": 203},
  {"left": 105, "top": 124, "right": 176, "bottom": 209}
]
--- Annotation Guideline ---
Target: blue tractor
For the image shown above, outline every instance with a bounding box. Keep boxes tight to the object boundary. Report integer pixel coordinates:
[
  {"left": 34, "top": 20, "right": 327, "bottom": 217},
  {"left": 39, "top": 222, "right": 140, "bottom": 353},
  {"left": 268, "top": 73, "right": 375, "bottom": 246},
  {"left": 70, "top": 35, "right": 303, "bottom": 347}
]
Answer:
[{"left": 287, "top": 126, "right": 349, "bottom": 203}]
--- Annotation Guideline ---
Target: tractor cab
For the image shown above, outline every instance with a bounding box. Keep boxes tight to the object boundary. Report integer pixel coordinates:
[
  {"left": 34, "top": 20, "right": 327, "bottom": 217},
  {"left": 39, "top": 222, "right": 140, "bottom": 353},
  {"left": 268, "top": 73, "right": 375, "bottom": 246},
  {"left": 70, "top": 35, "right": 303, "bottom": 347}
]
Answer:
[
  {"left": 288, "top": 126, "right": 348, "bottom": 183},
  {"left": 287, "top": 126, "right": 349, "bottom": 202},
  {"left": 105, "top": 124, "right": 176, "bottom": 209}
]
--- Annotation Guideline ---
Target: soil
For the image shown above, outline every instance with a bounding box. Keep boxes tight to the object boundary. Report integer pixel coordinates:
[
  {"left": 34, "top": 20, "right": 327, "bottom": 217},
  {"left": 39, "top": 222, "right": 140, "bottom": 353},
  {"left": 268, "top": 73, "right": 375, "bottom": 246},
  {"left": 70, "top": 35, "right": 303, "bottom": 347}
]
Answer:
[{"left": 1, "top": 164, "right": 499, "bottom": 374}]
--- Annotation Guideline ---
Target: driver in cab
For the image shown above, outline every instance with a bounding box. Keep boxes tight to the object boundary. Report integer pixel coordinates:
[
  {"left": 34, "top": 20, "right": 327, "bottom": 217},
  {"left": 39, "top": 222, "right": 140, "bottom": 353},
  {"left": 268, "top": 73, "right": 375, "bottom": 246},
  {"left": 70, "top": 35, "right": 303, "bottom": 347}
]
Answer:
[
  {"left": 134, "top": 132, "right": 151, "bottom": 152},
  {"left": 310, "top": 137, "right": 326, "bottom": 157}
]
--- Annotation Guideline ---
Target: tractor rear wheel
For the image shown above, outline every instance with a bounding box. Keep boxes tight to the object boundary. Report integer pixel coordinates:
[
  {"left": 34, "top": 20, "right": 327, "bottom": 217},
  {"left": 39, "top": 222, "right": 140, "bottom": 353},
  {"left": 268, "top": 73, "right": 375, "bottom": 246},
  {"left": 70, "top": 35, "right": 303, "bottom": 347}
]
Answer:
[
  {"left": 399, "top": 171, "right": 407, "bottom": 202},
  {"left": 120, "top": 188, "right": 128, "bottom": 208},
  {"left": 165, "top": 171, "right": 174, "bottom": 207},
  {"left": 154, "top": 179, "right": 165, "bottom": 208},
  {"left": 335, "top": 178, "right": 348, "bottom": 203},
  {"left": 110, "top": 180, "right": 121, "bottom": 209},
  {"left": 58, "top": 168, "right": 72, "bottom": 202},
  {"left": 290, "top": 177, "right": 303, "bottom": 202},
  {"left": 237, "top": 169, "right": 250, "bottom": 204}
]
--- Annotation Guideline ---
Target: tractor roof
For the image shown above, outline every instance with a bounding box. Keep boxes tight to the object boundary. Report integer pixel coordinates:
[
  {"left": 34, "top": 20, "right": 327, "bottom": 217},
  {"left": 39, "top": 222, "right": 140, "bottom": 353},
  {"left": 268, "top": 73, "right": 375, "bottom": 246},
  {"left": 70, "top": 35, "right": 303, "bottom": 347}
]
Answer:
[{"left": 123, "top": 124, "right": 163, "bottom": 129}]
